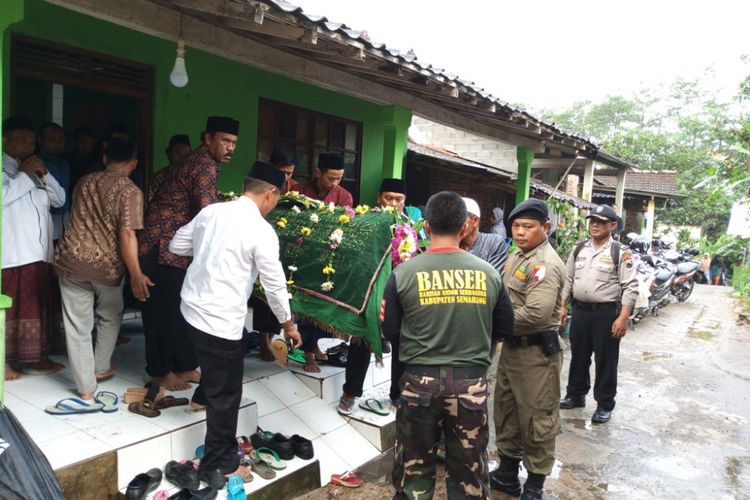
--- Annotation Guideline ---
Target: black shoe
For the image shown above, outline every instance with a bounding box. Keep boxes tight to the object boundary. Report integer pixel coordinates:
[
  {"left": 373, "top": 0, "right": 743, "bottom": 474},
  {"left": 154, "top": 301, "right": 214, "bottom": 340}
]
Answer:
[
  {"left": 164, "top": 460, "right": 200, "bottom": 490},
  {"left": 489, "top": 469, "right": 522, "bottom": 496},
  {"left": 125, "top": 468, "right": 162, "bottom": 500},
  {"left": 251, "top": 432, "right": 295, "bottom": 460},
  {"left": 559, "top": 395, "right": 585, "bottom": 409},
  {"left": 191, "top": 487, "right": 218, "bottom": 500},
  {"left": 167, "top": 489, "right": 192, "bottom": 500},
  {"left": 197, "top": 468, "right": 226, "bottom": 490},
  {"left": 521, "top": 485, "right": 544, "bottom": 500},
  {"left": 291, "top": 434, "right": 314, "bottom": 459},
  {"left": 591, "top": 407, "right": 612, "bottom": 424}
]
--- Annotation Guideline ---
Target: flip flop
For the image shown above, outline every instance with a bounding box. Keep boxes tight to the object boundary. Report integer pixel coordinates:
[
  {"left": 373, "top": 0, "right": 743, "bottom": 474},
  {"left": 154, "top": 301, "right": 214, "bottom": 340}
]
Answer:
[
  {"left": 253, "top": 447, "right": 286, "bottom": 470},
  {"left": 331, "top": 470, "right": 363, "bottom": 488},
  {"left": 337, "top": 397, "right": 355, "bottom": 417},
  {"left": 95, "top": 391, "right": 119, "bottom": 413},
  {"left": 44, "top": 398, "right": 104, "bottom": 415},
  {"left": 128, "top": 400, "right": 161, "bottom": 418},
  {"left": 241, "top": 456, "right": 276, "bottom": 479},
  {"left": 358, "top": 398, "right": 390, "bottom": 416},
  {"left": 271, "top": 339, "right": 289, "bottom": 368},
  {"left": 287, "top": 348, "right": 306, "bottom": 364},
  {"left": 237, "top": 436, "right": 253, "bottom": 456},
  {"left": 154, "top": 396, "right": 190, "bottom": 409},
  {"left": 195, "top": 444, "right": 205, "bottom": 460},
  {"left": 226, "top": 474, "right": 247, "bottom": 500}
]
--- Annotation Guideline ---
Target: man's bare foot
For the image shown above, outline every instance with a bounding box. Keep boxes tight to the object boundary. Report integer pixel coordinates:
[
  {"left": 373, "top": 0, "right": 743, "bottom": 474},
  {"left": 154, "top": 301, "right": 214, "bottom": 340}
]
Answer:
[
  {"left": 79, "top": 391, "right": 95, "bottom": 401},
  {"left": 31, "top": 358, "right": 65, "bottom": 372},
  {"left": 115, "top": 335, "right": 132, "bottom": 347},
  {"left": 4, "top": 363, "right": 21, "bottom": 381},
  {"left": 313, "top": 346, "right": 328, "bottom": 362},
  {"left": 190, "top": 401, "right": 207, "bottom": 411},
  {"left": 259, "top": 332, "right": 275, "bottom": 362},
  {"left": 303, "top": 352, "right": 321, "bottom": 373},
  {"left": 225, "top": 464, "right": 252, "bottom": 481},
  {"left": 153, "top": 372, "right": 191, "bottom": 391},
  {"left": 95, "top": 362, "right": 117, "bottom": 380},
  {"left": 176, "top": 369, "right": 201, "bottom": 384}
]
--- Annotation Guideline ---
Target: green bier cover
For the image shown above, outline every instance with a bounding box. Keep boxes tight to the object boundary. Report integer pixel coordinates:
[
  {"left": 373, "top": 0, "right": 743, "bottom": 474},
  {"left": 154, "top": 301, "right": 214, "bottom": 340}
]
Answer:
[{"left": 257, "top": 199, "right": 395, "bottom": 357}]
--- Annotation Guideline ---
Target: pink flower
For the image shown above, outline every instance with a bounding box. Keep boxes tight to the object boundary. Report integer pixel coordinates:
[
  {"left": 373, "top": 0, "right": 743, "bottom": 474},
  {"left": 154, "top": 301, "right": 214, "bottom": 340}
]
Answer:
[
  {"left": 344, "top": 206, "right": 356, "bottom": 218},
  {"left": 391, "top": 224, "right": 419, "bottom": 267},
  {"left": 296, "top": 237, "right": 304, "bottom": 247},
  {"left": 329, "top": 243, "right": 339, "bottom": 250}
]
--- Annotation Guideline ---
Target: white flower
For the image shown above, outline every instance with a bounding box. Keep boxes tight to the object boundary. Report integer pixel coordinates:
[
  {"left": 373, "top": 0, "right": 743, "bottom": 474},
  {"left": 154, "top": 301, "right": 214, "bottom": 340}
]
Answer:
[
  {"left": 288, "top": 265, "right": 298, "bottom": 272},
  {"left": 329, "top": 228, "right": 344, "bottom": 244},
  {"left": 383, "top": 205, "right": 395, "bottom": 214},
  {"left": 287, "top": 292, "right": 294, "bottom": 300},
  {"left": 291, "top": 206, "right": 301, "bottom": 214},
  {"left": 310, "top": 213, "right": 320, "bottom": 224},
  {"left": 327, "top": 202, "right": 336, "bottom": 214},
  {"left": 400, "top": 252, "right": 412, "bottom": 262},
  {"left": 321, "top": 281, "right": 334, "bottom": 291}
]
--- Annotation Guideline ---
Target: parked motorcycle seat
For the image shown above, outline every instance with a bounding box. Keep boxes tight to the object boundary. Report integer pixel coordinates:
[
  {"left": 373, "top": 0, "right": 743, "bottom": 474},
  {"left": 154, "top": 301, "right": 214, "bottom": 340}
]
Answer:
[{"left": 676, "top": 261, "right": 700, "bottom": 275}]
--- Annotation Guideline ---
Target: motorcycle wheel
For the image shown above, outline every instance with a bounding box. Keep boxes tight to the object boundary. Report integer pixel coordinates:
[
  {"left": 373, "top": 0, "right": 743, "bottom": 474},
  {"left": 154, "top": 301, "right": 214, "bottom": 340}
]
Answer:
[{"left": 675, "top": 279, "right": 694, "bottom": 302}]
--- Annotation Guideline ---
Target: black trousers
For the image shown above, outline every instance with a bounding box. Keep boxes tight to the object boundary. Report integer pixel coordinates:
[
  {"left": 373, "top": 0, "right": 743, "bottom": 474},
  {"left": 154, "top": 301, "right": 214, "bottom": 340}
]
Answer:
[
  {"left": 389, "top": 336, "right": 405, "bottom": 402},
  {"left": 188, "top": 324, "right": 244, "bottom": 474},
  {"left": 566, "top": 304, "right": 620, "bottom": 411},
  {"left": 140, "top": 249, "right": 198, "bottom": 377}
]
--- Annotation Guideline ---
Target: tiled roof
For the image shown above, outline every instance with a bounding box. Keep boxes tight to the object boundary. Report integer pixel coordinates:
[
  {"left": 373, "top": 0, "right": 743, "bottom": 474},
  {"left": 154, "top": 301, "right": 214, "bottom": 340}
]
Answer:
[
  {"left": 407, "top": 141, "right": 514, "bottom": 177},
  {"left": 594, "top": 171, "right": 681, "bottom": 197}
]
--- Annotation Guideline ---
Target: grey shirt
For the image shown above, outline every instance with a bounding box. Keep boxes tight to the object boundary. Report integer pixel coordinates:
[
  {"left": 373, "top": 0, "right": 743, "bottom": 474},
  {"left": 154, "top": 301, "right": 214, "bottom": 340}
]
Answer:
[
  {"left": 468, "top": 232, "right": 508, "bottom": 275},
  {"left": 562, "top": 237, "right": 639, "bottom": 306}
]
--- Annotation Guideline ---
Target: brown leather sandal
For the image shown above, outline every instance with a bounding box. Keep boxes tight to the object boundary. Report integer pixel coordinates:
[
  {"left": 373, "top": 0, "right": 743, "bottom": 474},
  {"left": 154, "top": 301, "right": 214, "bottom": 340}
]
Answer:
[{"left": 128, "top": 399, "right": 161, "bottom": 418}]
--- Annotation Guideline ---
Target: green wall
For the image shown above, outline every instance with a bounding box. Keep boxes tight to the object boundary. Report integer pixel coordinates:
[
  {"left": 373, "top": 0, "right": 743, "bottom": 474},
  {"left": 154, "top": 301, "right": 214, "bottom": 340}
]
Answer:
[{"left": 3, "top": 0, "right": 411, "bottom": 202}]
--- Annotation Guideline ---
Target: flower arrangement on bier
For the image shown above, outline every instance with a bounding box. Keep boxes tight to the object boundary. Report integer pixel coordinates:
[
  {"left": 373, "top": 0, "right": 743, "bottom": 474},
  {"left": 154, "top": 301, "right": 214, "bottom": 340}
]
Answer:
[
  {"left": 391, "top": 224, "right": 419, "bottom": 267},
  {"left": 218, "top": 191, "right": 239, "bottom": 201}
]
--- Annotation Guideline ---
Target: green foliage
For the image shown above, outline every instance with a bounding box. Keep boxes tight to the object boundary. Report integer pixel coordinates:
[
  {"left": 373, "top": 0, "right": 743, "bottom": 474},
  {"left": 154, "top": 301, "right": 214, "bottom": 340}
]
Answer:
[
  {"left": 732, "top": 265, "right": 750, "bottom": 306},
  {"left": 703, "top": 234, "right": 750, "bottom": 265},
  {"left": 547, "top": 198, "right": 587, "bottom": 262}
]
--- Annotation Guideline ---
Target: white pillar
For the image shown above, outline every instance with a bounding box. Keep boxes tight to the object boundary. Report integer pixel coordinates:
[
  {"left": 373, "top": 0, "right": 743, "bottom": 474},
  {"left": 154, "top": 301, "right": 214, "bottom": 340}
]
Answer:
[
  {"left": 615, "top": 169, "right": 626, "bottom": 215},
  {"left": 645, "top": 197, "right": 656, "bottom": 239},
  {"left": 581, "top": 160, "right": 595, "bottom": 202}
]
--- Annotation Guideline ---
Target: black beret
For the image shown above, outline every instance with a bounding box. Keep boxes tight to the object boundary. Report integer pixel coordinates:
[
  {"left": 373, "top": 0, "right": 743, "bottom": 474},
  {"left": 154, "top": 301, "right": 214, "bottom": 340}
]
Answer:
[
  {"left": 3, "top": 115, "right": 34, "bottom": 135},
  {"left": 508, "top": 198, "right": 549, "bottom": 223},
  {"left": 166, "top": 134, "right": 191, "bottom": 153},
  {"left": 379, "top": 178, "right": 406, "bottom": 194},
  {"left": 269, "top": 149, "right": 296, "bottom": 167},
  {"left": 587, "top": 204, "right": 618, "bottom": 222},
  {"left": 248, "top": 160, "right": 285, "bottom": 191},
  {"left": 205, "top": 116, "right": 240, "bottom": 136},
  {"left": 318, "top": 152, "right": 344, "bottom": 171}
]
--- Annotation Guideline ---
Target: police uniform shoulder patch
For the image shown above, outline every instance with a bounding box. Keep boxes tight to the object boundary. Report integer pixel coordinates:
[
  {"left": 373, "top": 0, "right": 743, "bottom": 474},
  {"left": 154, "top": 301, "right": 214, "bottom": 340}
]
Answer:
[{"left": 532, "top": 263, "right": 546, "bottom": 282}]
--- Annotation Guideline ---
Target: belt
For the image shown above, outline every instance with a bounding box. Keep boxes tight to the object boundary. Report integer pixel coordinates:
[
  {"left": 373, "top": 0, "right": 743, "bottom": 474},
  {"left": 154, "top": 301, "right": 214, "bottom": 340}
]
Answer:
[
  {"left": 572, "top": 300, "right": 618, "bottom": 311},
  {"left": 405, "top": 364, "right": 487, "bottom": 379},
  {"left": 504, "top": 332, "right": 554, "bottom": 348}
]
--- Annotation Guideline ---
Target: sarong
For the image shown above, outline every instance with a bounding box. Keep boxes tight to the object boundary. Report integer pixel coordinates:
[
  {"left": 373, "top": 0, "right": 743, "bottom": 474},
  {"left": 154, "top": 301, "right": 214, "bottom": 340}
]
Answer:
[{"left": 2, "top": 261, "right": 51, "bottom": 363}]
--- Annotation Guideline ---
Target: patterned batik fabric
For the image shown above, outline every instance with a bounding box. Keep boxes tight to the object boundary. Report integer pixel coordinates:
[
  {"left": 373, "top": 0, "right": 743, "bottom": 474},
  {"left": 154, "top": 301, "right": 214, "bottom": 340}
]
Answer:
[
  {"left": 2, "top": 262, "right": 51, "bottom": 363},
  {"left": 138, "top": 147, "right": 218, "bottom": 270},
  {"left": 54, "top": 169, "right": 143, "bottom": 286}
]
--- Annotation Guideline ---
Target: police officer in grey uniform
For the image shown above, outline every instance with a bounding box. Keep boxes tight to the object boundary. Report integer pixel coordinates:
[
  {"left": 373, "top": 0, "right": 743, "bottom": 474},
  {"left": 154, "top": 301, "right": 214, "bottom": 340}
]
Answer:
[{"left": 559, "top": 205, "right": 638, "bottom": 423}]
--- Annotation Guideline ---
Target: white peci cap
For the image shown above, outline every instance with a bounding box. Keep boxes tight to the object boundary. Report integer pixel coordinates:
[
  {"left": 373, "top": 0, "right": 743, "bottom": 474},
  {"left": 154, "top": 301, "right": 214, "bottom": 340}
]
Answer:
[{"left": 462, "top": 197, "right": 481, "bottom": 218}]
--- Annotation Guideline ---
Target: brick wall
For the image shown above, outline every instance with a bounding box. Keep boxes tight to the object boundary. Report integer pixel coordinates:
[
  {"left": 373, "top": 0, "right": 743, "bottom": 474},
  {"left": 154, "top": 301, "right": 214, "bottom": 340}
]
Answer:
[{"left": 410, "top": 116, "right": 518, "bottom": 174}]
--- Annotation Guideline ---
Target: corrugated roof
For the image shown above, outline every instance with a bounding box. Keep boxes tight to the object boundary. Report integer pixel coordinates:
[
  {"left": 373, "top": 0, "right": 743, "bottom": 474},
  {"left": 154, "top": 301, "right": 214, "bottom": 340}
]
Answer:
[
  {"left": 594, "top": 171, "right": 682, "bottom": 197},
  {"left": 160, "top": 0, "right": 632, "bottom": 168},
  {"left": 530, "top": 182, "right": 596, "bottom": 209}
]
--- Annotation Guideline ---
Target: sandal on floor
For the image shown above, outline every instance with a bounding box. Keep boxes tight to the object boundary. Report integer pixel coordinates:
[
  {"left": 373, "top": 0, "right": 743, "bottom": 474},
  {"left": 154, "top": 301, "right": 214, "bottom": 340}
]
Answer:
[
  {"left": 287, "top": 348, "right": 306, "bottom": 364},
  {"left": 94, "top": 391, "right": 119, "bottom": 413},
  {"left": 237, "top": 435, "right": 253, "bottom": 456},
  {"left": 241, "top": 456, "right": 276, "bottom": 479},
  {"left": 128, "top": 399, "right": 161, "bottom": 418},
  {"left": 44, "top": 398, "right": 104, "bottom": 415},
  {"left": 358, "top": 398, "right": 390, "bottom": 416},
  {"left": 331, "top": 470, "right": 363, "bottom": 488},
  {"left": 226, "top": 474, "right": 247, "bottom": 500},
  {"left": 154, "top": 396, "right": 190, "bottom": 409},
  {"left": 337, "top": 397, "right": 355, "bottom": 416},
  {"left": 253, "top": 447, "right": 286, "bottom": 470},
  {"left": 271, "top": 339, "right": 289, "bottom": 368}
]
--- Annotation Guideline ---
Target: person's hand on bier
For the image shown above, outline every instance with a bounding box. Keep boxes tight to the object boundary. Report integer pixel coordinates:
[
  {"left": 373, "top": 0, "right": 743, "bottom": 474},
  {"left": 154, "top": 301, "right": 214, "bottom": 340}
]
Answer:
[
  {"left": 131, "top": 272, "right": 155, "bottom": 301},
  {"left": 284, "top": 324, "right": 302, "bottom": 349},
  {"left": 611, "top": 316, "right": 628, "bottom": 339}
]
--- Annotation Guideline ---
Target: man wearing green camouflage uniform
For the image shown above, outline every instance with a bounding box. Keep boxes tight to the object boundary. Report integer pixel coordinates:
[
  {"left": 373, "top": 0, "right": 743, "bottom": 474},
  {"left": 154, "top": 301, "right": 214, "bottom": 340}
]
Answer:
[
  {"left": 491, "top": 199, "right": 566, "bottom": 500},
  {"left": 382, "top": 191, "right": 515, "bottom": 499}
]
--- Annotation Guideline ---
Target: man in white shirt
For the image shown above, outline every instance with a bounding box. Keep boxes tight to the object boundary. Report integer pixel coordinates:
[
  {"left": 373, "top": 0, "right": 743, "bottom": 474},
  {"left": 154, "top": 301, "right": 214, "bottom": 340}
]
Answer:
[
  {"left": 2, "top": 115, "right": 66, "bottom": 381},
  {"left": 169, "top": 160, "right": 301, "bottom": 487}
]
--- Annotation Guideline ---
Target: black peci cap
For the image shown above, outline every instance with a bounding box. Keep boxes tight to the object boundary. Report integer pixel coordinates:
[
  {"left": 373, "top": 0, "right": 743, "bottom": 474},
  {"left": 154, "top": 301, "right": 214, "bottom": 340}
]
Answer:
[
  {"left": 166, "top": 134, "right": 191, "bottom": 153},
  {"left": 317, "top": 152, "right": 344, "bottom": 171},
  {"left": 508, "top": 198, "right": 549, "bottom": 223},
  {"left": 3, "top": 115, "right": 34, "bottom": 135},
  {"left": 587, "top": 204, "right": 618, "bottom": 222},
  {"left": 379, "top": 178, "right": 406, "bottom": 194},
  {"left": 269, "top": 149, "right": 296, "bottom": 167},
  {"left": 205, "top": 116, "right": 240, "bottom": 135},
  {"left": 248, "top": 160, "right": 286, "bottom": 191}
]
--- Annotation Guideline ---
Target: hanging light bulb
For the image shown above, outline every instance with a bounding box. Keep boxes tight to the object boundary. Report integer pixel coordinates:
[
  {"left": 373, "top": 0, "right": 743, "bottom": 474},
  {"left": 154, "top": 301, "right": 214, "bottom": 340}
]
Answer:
[{"left": 170, "top": 15, "right": 188, "bottom": 87}]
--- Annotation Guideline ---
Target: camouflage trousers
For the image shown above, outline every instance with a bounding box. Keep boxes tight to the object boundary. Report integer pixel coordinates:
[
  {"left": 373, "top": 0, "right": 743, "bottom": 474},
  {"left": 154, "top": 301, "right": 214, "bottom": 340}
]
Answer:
[
  {"left": 392, "top": 366, "right": 489, "bottom": 499},
  {"left": 494, "top": 343, "right": 562, "bottom": 475}
]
